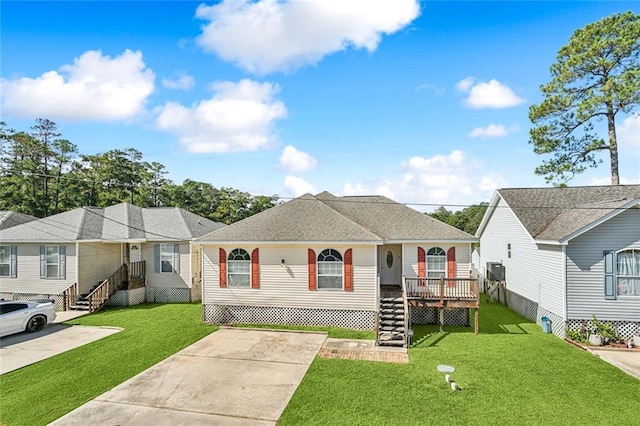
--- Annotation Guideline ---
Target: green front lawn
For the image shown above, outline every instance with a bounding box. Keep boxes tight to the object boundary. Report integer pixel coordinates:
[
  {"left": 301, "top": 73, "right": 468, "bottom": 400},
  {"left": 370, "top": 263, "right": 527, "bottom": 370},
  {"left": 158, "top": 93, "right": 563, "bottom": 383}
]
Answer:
[
  {"left": 280, "top": 299, "right": 640, "bottom": 425},
  {"left": 0, "top": 303, "right": 217, "bottom": 426}
]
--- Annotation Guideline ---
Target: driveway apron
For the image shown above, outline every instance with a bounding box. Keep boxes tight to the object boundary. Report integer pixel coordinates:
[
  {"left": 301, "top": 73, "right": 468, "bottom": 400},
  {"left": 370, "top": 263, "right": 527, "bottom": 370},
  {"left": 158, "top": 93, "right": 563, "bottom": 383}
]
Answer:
[{"left": 50, "top": 328, "right": 327, "bottom": 425}]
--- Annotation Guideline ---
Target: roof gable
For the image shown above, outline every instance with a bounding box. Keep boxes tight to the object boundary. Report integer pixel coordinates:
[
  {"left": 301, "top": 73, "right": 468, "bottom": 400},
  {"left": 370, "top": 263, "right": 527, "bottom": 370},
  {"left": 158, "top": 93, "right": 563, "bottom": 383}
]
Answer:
[
  {"left": 491, "top": 185, "right": 640, "bottom": 241},
  {"left": 0, "top": 211, "right": 37, "bottom": 230}
]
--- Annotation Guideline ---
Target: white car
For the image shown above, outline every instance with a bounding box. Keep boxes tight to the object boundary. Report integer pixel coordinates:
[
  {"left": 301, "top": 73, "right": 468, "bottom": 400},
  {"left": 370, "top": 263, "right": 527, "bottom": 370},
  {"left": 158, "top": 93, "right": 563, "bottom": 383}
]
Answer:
[{"left": 0, "top": 300, "right": 57, "bottom": 337}]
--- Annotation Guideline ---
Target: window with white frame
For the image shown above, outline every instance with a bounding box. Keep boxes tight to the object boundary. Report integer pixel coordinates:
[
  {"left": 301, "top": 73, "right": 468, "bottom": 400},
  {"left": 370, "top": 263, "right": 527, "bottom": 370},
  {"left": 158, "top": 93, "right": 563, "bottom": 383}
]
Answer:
[
  {"left": 427, "top": 247, "right": 446, "bottom": 278},
  {"left": 154, "top": 244, "right": 180, "bottom": 274},
  {"left": 40, "top": 245, "right": 65, "bottom": 279},
  {"left": 317, "top": 249, "right": 343, "bottom": 290},
  {"left": 0, "top": 245, "right": 16, "bottom": 277},
  {"left": 228, "top": 248, "right": 250, "bottom": 287},
  {"left": 617, "top": 249, "right": 640, "bottom": 296}
]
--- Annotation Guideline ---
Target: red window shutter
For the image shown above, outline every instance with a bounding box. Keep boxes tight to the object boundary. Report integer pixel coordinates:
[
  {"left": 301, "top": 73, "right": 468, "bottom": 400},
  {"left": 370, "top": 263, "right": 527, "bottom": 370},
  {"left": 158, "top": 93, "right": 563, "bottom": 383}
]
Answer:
[
  {"left": 219, "top": 248, "right": 227, "bottom": 288},
  {"left": 308, "top": 248, "right": 317, "bottom": 291},
  {"left": 251, "top": 248, "right": 260, "bottom": 289},
  {"left": 417, "top": 247, "right": 426, "bottom": 279},
  {"left": 344, "top": 249, "right": 353, "bottom": 292},
  {"left": 447, "top": 247, "right": 456, "bottom": 287}
]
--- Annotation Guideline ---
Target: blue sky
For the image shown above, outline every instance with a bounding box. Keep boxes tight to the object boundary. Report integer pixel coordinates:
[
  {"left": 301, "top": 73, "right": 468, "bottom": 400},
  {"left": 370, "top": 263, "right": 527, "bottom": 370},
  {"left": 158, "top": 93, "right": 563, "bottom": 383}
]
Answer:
[{"left": 2, "top": 1, "right": 639, "bottom": 210}]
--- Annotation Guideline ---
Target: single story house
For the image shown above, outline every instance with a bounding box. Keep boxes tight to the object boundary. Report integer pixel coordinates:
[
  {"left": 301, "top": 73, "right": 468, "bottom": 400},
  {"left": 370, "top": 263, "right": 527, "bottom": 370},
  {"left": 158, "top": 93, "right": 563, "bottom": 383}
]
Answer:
[
  {"left": 0, "top": 203, "right": 224, "bottom": 308},
  {"left": 196, "top": 191, "right": 478, "bottom": 338},
  {"left": 476, "top": 185, "right": 640, "bottom": 338}
]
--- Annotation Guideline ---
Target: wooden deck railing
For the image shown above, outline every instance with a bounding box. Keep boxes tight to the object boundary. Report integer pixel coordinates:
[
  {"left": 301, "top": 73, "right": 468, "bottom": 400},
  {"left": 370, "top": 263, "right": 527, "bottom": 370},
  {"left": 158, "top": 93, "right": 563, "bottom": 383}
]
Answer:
[
  {"left": 62, "top": 282, "right": 78, "bottom": 310},
  {"left": 129, "top": 260, "right": 145, "bottom": 280},
  {"left": 404, "top": 277, "right": 478, "bottom": 301},
  {"left": 400, "top": 277, "right": 411, "bottom": 347}
]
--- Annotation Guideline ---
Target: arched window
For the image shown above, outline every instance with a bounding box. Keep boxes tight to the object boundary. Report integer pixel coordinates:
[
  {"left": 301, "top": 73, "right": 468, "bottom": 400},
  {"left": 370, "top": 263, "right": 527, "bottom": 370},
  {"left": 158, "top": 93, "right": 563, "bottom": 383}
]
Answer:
[
  {"left": 317, "top": 249, "right": 343, "bottom": 289},
  {"left": 617, "top": 249, "right": 640, "bottom": 296},
  {"left": 427, "top": 247, "right": 446, "bottom": 278},
  {"left": 228, "top": 248, "right": 250, "bottom": 287}
]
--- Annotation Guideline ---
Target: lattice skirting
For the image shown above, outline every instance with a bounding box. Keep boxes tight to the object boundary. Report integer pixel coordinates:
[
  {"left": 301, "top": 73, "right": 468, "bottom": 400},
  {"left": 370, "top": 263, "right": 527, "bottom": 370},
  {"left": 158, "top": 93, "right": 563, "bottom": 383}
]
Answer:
[
  {"left": 0, "top": 292, "right": 65, "bottom": 311},
  {"left": 146, "top": 287, "right": 191, "bottom": 303},
  {"left": 109, "top": 288, "right": 146, "bottom": 307},
  {"left": 504, "top": 290, "right": 566, "bottom": 337},
  {"left": 203, "top": 304, "right": 375, "bottom": 330},
  {"left": 410, "top": 306, "right": 471, "bottom": 326},
  {"left": 567, "top": 319, "right": 640, "bottom": 339}
]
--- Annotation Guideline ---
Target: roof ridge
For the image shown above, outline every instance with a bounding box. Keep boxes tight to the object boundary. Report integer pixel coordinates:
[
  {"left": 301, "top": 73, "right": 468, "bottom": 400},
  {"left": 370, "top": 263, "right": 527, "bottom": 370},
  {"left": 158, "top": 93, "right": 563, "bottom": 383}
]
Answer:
[{"left": 316, "top": 194, "right": 386, "bottom": 239}]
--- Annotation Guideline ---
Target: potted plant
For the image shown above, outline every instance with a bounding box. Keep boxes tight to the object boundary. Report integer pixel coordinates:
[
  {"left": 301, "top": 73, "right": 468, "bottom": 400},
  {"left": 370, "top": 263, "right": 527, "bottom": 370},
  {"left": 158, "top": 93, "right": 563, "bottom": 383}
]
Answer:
[{"left": 587, "top": 315, "right": 604, "bottom": 346}]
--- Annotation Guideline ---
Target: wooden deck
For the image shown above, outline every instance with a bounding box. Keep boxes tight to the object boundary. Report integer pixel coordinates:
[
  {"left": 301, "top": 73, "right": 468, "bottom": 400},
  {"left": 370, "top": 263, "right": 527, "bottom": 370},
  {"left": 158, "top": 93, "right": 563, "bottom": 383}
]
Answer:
[{"left": 403, "top": 277, "right": 479, "bottom": 334}]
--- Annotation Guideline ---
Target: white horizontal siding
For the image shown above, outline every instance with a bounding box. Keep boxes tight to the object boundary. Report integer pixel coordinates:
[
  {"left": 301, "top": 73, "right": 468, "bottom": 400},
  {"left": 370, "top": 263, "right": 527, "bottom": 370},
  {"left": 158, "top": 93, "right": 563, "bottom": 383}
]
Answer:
[
  {"left": 203, "top": 244, "right": 377, "bottom": 311},
  {"left": 566, "top": 208, "right": 640, "bottom": 322},
  {"left": 0, "top": 243, "right": 77, "bottom": 295},
  {"left": 479, "top": 197, "right": 564, "bottom": 318},
  {"left": 142, "top": 242, "right": 191, "bottom": 289},
  {"left": 402, "top": 243, "right": 473, "bottom": 278},
  {"left": 77, "top": 242, "right": 121, "bottom": 294}
]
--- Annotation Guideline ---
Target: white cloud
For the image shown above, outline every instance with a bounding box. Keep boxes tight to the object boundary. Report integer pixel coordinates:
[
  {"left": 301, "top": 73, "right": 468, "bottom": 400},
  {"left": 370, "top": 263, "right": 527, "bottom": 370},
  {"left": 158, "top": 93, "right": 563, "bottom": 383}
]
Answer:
[
  {"left": 162, "top": 72, "right": 195, "bottom": 90},
  {"left": 456, "top": 77, "right": 524, "bottom": 109},
  {"left": 617, "top": 115, "right": 640, "bottom": 148},
  {"left": 195, "top": 0, "right": 420, "bottom": 74},
  {"left": 156, "top": 79, "right": 287, "bottom": 153},
  {"left": 0, "top": 50, "right": 154, "bottom": 121},
  {"left": 468, "top": 123, "right": 520, "bottom": 139},
  {"left": 455, "top": 77, "right": 475, "bottom": 92},
  {"left": 279, "top": 145, "right": 318, "bottom": 173},
  {"left": 284, "top": 175, "right": 316, "bottom": 196},
  {"left": 342, "top": 150, "right": 507, "bottom": 210},
  {"left": 587, "top": 176, "right": 640, "bottom": 185},
  {"left": 416, "top": 83, "right": 445, "bottom": 96}
]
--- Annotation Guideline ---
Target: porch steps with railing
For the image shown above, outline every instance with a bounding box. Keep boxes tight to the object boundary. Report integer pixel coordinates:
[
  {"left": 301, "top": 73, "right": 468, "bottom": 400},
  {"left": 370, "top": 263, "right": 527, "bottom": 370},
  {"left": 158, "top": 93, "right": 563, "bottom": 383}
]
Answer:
[
  {"left": 377, "top": 295, "right": 407, "bottom": 347},
  {"left": 69, "top": 282, "right": 103, "bottom": 311}
]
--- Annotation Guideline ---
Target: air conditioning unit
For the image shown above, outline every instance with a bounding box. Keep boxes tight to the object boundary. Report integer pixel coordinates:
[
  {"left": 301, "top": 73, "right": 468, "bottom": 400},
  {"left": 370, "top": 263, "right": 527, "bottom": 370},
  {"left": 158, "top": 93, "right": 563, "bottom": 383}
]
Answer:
[{"left": 486, "top": 262, "right": 505, "bottom": 281}]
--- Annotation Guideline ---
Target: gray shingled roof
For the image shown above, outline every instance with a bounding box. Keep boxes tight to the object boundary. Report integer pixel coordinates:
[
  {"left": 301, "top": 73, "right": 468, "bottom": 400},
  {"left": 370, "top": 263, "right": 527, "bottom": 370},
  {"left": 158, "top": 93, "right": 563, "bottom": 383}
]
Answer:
[
  {"left": 197, "top": 192, "right": 477, "bottom": 243},
  {"left": 496, "top": 185, "right": 640, "bottom": 241},
  {"left": 0, "top": 203, "right": 225, "bottom": 242},
  {"left": 0, "top": 211, "right": 37, "bottom": 230}
]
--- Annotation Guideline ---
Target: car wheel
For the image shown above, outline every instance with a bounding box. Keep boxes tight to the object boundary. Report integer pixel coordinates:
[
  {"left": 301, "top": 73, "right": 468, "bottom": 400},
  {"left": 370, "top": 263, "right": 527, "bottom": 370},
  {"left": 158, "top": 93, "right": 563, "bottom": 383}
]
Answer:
[{"left": 25, "top": 315, "right": 47, "bottom": 333}]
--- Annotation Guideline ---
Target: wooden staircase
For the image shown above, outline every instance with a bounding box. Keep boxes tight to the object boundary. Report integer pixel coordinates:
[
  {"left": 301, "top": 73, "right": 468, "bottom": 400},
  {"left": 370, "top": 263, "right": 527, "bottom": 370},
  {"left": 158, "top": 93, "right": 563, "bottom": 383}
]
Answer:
[
  {"left": 377, "top": 293, "right": 408, "bottom": 347},
  {"left": 69, "top": 261, "right": 145, "bottom": 313}
]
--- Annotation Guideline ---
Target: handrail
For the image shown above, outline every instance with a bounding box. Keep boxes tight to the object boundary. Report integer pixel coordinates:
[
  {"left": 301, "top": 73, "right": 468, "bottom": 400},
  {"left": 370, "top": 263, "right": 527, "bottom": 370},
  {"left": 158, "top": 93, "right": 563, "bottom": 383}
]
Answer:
[
  {"left": 401, "top": 276, "right": 410, "bottom": 347},
  {"left": 405, "top": 277, "right": 479, "bottom": 301},
  {"left": 61, "top": 282, "right": 78, "bottom": 310},
  {"left": 86, "top": 263, "right": 128, "bottom": 312}
]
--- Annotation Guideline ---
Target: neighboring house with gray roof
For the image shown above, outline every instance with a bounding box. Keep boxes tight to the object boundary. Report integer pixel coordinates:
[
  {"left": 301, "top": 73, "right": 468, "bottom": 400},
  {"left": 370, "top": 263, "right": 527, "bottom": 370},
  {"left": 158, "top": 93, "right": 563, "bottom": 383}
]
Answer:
[
  {"left": 0, "top": 211, "right": 37, "bottom": 230},
  {"left": 476, "top": 185, "right": 640, "bottom": 338},
  {"left": 0, "top": 203, "right": 224, "bottom": 306},
  {"left": 196, "top": 191, "right": 477, "bottom": 331}
]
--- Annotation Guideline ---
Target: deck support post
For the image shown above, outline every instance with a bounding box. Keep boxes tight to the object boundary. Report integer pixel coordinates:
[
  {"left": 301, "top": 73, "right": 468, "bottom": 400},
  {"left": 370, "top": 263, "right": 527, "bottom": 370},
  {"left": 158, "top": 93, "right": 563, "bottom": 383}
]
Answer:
[
  {"left": 439, "top": 308, "right": 444, "bottom": 333},
  {"left": 474, "top": 308, "right": 479, "bottom": 334}
]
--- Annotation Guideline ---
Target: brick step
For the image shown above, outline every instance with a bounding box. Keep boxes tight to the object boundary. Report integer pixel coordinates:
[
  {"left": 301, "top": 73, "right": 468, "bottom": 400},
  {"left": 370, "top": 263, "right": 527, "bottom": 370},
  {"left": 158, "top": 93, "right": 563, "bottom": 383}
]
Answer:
[
  {"left": 379, "top": 326, "right": 405, "bottom": 332},
  {"left": 380, "top": 297, "right": 403, "bottom": 303},
  {"left": 378, "top": 332, "right": 405, "bottom": 341},
  {"left": 69, "top": 305, "right": 91, "bottom": 311},
  {"left": 380, "top": 308, "right": 404, "bottom": 315},
  {"left": 377, "top": 339, "right": 405, "bottom": 347},
  {"left": 380, "top": 314, "right": 404, "bottom": 320}
]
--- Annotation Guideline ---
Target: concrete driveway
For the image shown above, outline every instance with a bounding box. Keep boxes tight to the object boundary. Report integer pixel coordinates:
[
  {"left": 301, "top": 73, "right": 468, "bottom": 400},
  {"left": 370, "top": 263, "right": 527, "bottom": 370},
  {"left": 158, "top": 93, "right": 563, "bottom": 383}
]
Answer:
[
  {"left": 50, "top": 328, "right": 327, "bottom": 425},
  {"left": 587, "top": 348, "right": 640, "bottom": 379},
  {"left": 1, "top": 312, "right": 121, "bottom": 375}
]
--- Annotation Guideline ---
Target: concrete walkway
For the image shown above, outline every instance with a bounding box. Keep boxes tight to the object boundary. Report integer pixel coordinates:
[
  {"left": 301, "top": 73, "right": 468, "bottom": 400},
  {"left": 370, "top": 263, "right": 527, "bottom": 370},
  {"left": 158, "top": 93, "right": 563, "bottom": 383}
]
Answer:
[
  {"left": 0, "top": 319, "right": 121, "bottom": 375},
  {"left": 587, "top": 347, "right": 640, "bottom": 380},
  {"left": 50, "top": 328, "right": 327, "bottom": 425}
]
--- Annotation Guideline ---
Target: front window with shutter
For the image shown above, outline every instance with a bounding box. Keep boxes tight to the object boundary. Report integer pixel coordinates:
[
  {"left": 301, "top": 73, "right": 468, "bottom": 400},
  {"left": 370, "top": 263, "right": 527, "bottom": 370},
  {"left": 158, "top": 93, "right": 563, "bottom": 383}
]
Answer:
[
  {"left": 40, "top": 245, "right": 65, "bottom": 279},
  {"left": 228, "top": 248, "right": 250, "bottom": 287},
  {"left": 0, "top": 246, "right": 16, "bottom": 277},
  {"left": 427, "top": 247, "right": 446, "bottom": 278},
  {"left": 317, "top": 249, "right": 343, "bottom": 290},
  {"left": 157, "top": 244, "right": 180, "bottom": 274}
]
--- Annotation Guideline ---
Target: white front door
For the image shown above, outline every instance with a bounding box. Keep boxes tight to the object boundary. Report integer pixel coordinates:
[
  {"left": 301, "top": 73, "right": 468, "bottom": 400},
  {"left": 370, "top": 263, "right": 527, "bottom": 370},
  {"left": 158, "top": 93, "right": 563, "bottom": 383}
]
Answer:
[{"left": 379, "top": 244, "right": 402, "bottom": 285}]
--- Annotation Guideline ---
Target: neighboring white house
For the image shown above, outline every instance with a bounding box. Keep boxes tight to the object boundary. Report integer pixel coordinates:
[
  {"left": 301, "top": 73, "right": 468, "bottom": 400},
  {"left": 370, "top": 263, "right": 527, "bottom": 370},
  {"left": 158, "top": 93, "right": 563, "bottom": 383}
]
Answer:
[
  {"left": 0, "top": 211, "right": 37, "bottom": 230},
  {"left": 196, "top": 191, "right": 477, "bottom": 331},
  {"left": 476, "top": 185, "right": 640, "bottom": 338},
  {"left": 0, "top": 203, "right": 224, "bottom": 306}
]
